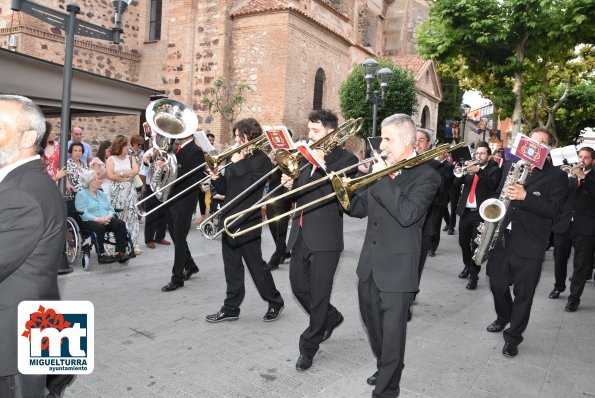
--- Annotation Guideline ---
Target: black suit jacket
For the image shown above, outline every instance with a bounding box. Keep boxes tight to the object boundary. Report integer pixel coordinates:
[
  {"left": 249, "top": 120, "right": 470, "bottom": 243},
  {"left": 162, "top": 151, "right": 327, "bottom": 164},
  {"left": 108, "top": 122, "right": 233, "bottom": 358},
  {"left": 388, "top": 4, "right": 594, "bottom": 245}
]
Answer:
[
  {"left": 456, "top": 159, "right": 502, "bottom": 216},
  {"left": 0, "top": 159, "right": 65, "bottom": 376},
  {"left": 169, "top": 141, "right": 204, "bottom": 211},
  {"left": 349, "top": 163, "right": 441, "bottom": 292},
  {"left": 286, "top": 147, "right": 358, "bottom": 252},
  {"left": 497, "top": 161, "right": 567, "bottom": 260},
  {"left": 552, "top": 170, "right": 595, "bottom": 235},
  {"left": 214, "top": 150, "right": 272, "bottom": 241}
]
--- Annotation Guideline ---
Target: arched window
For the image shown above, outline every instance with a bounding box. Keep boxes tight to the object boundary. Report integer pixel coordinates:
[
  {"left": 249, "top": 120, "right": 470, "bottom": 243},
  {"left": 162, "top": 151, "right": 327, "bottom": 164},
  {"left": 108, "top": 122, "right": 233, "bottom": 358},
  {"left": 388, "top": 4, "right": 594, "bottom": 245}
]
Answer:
[
  {"left": 313, "top": 68, "right": 325, "bottom": 110},
  {"left": 420, "top": 106, "right": 430, "bottom": 128},
  {"left": 149, "top": 0, "right": 162, "bottom": 41}
]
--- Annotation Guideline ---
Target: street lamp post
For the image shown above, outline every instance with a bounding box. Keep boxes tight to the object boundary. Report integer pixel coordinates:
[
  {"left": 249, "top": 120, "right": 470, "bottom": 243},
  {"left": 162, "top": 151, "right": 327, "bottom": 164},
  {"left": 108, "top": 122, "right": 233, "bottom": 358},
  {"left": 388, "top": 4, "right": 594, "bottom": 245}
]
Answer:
[
  {"left": 11, "top": 0, "right": 132, "bottom": 274},
  {"left": 362, "top": 58, "right": 393, "bottom": 137},
  {"left": 11, "top": 0, "right": 132, "bottom": 195},
  {"left": 459, "top": 103, "right": 471, "bottom": 144}
]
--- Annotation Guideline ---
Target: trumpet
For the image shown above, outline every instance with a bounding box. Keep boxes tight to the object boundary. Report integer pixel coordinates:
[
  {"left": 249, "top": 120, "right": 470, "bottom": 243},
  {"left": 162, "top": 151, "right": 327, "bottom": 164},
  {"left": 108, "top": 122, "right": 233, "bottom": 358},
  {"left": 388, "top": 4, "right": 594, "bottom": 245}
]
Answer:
[
  {"left": 453, "top": 161, "right": 480, "bottom": 178},
  {"left": 198, "top": 118, "right": 363, "bottom": 239},
  {"left": 223, "top": 143, "right": 466, "bottom": 238},
  {"left": 560, "top": 163, "right": 584, "bottom": 178}
]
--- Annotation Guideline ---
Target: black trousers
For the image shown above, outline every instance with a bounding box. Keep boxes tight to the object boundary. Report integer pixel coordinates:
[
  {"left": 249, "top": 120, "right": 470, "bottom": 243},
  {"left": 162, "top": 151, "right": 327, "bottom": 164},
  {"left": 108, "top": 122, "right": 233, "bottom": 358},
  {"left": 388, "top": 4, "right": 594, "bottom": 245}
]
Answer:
[
  {"left": 167, "top": 203, "right": 197, "bottom": 283},
  {"left": 289, "top": 230, "right": 342, "bottom": 357},
  {"left": 359, "top": 276, "right": 413, "bottom": 398},
  {"left": 458, "top": 209, "right": 482, "bottom": 280},
  {"left": 81, "top": 218, "right": 127, "bottom": 254},
  {"left": 487, "top": 235, "right": 542, "bottom": 346},
  {"left": 430, "top": 205, "right": 446, "bottom": 252},
  {"left": 266, "top": 199, "right": 291, "bottom": 265},
  {"left": 553, "top": 225, "right": 595, "bottom": 303},
  {"left": 0, "top": 374, "right": 45, "bottom": 398},
  {"left": 143, "top": 185, "right": 167, "bottom": 244},
  {"left": 221, "top": 234, "right": 284, "bottom": 315},
  {"left": 444, "top": 187, "right": 460, "bottom": 229}
]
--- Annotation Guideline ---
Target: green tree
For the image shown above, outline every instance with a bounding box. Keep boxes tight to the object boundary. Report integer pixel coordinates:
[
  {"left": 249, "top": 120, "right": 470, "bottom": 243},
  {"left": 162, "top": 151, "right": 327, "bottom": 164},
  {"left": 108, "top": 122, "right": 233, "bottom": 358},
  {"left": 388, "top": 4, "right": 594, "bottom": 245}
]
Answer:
[
  {"left": 339, "top": 59, "right": 418, "bottom": 139},
  {"left": 417, "top": 0, "right": 594, "bottom": 140},
  {"left": 555, "top": 82, "right": 595, "bottom": 145},
  {"left": 201, "top": 76, "right": 253, "bottom": 126}
]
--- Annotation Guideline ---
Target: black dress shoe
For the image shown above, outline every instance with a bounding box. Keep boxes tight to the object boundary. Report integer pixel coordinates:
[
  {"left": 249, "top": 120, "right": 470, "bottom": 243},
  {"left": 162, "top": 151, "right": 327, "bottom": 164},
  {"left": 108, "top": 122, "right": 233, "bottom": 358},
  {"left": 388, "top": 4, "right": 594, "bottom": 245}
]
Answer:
[
  {"left": 205, "top": 311, "right": 239, "bottom": 323},
  {"left": 183, "top": 266, "right": 199, "bottom": 281},
  {"left": 98, "top": 254, "right": 115, "bottom": 264},
  {"left": 502, "top": 342, "right": 518, "bottom": 357},
  {"left": 466, "top": 279, "right": 477, "bottom": 290},
  {"left": 459, "top": 266, "right": 470, "bottom": 279},
  {"left": 447, "top": 228, "right": 455, "bottom": 235},
  {"left": 407, "top": 309, "right": 412, "bottom": 322},
  {"left": 161, "top": 281, "right": 184, "bottom": 292},
  {"left": 366, "top": 371, "right": 378, "bottom": 386},
  {"left": 295, "top": 354, "right": 313, "bottom": 371},
  {"left": 428, "top": 249, "right": 436, "bottom": 257},
  {"left": 322, "top": 314, "right": 344, "bottom": 342},
  {"left": 267, "top": 262, "right": 279, "bottom": 271},
  {"left": 565, "top": 300, "right": 579, "bottom": 312},
  {"left": 263, "top": 306, "right": 283, "bottom": 322},
  {"left": 486, "top": 320, "right": 506, "bottom": 333},
  {"left": 548, "top": 288, "right": 564, "bottom": 299},
  {"left": 442, "top": 225, "right": 449, "bottom": 232}
]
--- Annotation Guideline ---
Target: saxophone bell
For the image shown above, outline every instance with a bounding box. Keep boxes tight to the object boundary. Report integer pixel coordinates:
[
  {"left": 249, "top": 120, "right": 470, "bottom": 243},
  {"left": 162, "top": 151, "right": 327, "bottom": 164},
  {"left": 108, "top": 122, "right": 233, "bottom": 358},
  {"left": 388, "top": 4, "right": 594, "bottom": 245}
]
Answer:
[{"left": 478, "top": 198, "right": 507, "bottom": 223}]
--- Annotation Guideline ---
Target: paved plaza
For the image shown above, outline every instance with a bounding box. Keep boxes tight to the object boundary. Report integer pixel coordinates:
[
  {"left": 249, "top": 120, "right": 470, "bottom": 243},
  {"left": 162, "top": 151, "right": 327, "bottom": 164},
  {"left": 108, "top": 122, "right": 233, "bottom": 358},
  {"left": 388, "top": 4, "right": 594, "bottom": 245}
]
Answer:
[{"left": 59, "top": 216, "right": 595, "bottom": 398}]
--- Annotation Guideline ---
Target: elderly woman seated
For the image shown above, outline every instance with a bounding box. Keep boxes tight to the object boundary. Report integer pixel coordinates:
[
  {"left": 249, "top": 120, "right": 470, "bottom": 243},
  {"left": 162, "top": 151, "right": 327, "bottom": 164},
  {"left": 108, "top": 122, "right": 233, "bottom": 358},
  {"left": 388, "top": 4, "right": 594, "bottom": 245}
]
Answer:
[{"left": 75, "top": 170, "right": 129, "bottom": 263}]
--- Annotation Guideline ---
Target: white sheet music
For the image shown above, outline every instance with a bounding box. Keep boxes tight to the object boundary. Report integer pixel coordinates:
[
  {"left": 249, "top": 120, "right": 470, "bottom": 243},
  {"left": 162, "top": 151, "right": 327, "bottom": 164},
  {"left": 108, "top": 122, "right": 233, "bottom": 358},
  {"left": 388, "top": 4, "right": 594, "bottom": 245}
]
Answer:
[{"left": 550, "top": 145, "right": 579, "bottom": 166}]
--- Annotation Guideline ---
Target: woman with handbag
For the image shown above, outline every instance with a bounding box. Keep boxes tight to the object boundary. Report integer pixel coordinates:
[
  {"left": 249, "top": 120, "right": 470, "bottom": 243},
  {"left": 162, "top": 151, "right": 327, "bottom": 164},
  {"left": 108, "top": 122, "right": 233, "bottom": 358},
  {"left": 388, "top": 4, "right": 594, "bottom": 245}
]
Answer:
[{"left": 106, "top": 136, "right": 142, "bottom": 255}]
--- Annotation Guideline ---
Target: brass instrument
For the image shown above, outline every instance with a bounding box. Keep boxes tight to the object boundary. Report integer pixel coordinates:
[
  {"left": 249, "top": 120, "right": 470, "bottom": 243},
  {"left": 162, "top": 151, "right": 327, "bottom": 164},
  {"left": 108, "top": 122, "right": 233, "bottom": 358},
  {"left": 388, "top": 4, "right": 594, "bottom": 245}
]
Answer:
[
  {"left": 223, "top": 142, "right": 466, "bottom": 238},
  {"left": 560, "top": 163, "right": 584, "bottom": 178},
  {"left": 472, "top": 160, "right": 530, "bottom": 265},
  {"left": 453, "top": 161, "right": 480, "bottom": 178},
  {"left": 135, "top": 115, "right": 268, "bottom": 217},
  {"left": 198, "top": 117, "right": 363, "bottom": 239}
]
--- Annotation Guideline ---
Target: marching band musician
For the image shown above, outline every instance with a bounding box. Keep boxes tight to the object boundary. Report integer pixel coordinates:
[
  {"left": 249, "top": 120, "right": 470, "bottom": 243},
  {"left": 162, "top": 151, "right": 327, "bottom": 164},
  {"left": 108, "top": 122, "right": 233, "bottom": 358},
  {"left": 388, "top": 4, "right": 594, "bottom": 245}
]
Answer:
[
  {"left": 160, "top": 134, "right": 204, "bottom": 292},
  {"left": 205, "top": 118, "right": 285, "bottom": 323},
  {"left": 346, "top": 114, "right": 441, "bottom": 397},
  {"left": 281, "top": 109, "right": 358, "bottom": 371},
  {"left": 548, "top": 146, "right": 595, "bottom": 312},
  {"left": 485, "top": 128, "right": 567, "bottom": 357},
  {"left": 455, "top": 141, "right": 501, "bottom": 290}
]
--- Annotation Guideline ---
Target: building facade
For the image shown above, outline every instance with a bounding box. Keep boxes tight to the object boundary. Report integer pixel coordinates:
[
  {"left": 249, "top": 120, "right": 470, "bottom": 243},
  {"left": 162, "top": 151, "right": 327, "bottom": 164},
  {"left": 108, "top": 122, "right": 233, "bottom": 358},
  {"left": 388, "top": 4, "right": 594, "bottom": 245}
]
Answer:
[{"left": 0, "top": 0, "right": 440, "bottom": 149}]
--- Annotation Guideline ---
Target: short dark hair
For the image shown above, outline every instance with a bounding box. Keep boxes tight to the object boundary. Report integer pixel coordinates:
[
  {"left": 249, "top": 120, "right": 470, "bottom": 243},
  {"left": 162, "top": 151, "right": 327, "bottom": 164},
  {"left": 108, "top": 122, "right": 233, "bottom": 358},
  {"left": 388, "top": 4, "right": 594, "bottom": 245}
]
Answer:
[
  {"left": 110, "top": 136, "right": 129, "bottom": 156},
  {"left": 308, "top": 109, "right": 338, "bottom": 130},
  {"left": 130, "top": 134, "right": 145, "bottom": 146},
  {"left": 530, "top": 127, "right": 554, "bottom": 146},
  {"left": 68, "top": 142, "right": 84, "bottom": 155},
  {"left": 232, "top": 118, "right": 262, "bottom": 141},
  {"left": 206, "top": 133, "right": 215, "bottom": 139},
  {"left": 578, "top": 146, "right": 595, "bottom": 158},
  {"left": 476, "top": 141, "right": 491, "bottom": 155}
]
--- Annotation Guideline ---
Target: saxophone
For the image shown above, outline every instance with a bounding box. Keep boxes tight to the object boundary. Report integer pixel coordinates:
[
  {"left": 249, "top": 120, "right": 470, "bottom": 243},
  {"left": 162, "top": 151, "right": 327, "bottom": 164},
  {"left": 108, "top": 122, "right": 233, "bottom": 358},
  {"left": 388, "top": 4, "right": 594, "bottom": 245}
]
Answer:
[{"left": 472, "top": 160, "right": 530, "bottom": 264}]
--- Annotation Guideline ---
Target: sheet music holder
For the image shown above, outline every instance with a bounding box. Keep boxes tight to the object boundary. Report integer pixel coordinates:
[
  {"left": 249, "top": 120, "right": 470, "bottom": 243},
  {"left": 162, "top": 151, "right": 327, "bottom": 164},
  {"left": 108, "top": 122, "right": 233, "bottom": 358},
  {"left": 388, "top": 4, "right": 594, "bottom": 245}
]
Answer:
[
  {"left": 549, "top": 145, "right": 579, "bottom": 167},
  {"left": 263, "top": 125, "right": 294, "bottom": 150},
  {"left": 195, "top": 130, "right": 216, "bottom": 153},
  {"left": 367, "top": 136, "right": 383, "bottom": 155},
  {"left": 450, "top": 145, "right": 472, "bottom": 163}
]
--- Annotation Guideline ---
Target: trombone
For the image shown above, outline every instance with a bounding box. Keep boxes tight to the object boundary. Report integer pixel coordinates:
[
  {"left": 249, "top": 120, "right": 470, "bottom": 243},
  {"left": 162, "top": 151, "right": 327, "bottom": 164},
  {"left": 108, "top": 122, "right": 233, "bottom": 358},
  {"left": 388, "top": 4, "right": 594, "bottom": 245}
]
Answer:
[
  {"left": 198, "top": 117, "right": 363, "bottom": 239},
  {"left": 223, "top": 142, "right": 466, "bottom": 238},
  {"left": 135, "top": 134, "right": 268, "bottom": 217}
]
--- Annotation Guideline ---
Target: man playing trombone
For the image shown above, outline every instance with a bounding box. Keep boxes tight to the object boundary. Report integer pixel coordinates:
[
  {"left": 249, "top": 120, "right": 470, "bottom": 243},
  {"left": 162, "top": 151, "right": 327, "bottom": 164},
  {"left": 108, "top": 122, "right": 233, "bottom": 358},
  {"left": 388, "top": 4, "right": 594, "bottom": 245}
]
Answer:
[
  {"left": 205, "top": 118, "right": 285, "bottom": 323},
  {"left": 281, "top": 109, "right": 358, "bottom": 371},
  {"left": 346, "top": 114, "right": 441, "bottom": 397}
]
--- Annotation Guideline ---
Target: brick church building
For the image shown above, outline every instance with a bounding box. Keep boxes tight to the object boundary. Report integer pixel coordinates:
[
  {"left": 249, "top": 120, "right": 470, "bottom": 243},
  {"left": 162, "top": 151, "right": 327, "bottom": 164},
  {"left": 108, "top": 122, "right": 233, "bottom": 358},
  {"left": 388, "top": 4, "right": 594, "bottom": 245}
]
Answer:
[{"left": 0, "top": 0, "right": 441, "bottom": 149}]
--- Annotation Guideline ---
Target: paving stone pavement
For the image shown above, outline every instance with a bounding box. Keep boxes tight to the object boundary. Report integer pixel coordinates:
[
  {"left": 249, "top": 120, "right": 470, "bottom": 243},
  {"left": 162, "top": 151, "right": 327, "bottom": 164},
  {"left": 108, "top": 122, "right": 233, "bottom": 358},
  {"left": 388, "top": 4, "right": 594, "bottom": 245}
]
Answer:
[{"left": 59, "top": 216, "right": 595, "bottom": 398}]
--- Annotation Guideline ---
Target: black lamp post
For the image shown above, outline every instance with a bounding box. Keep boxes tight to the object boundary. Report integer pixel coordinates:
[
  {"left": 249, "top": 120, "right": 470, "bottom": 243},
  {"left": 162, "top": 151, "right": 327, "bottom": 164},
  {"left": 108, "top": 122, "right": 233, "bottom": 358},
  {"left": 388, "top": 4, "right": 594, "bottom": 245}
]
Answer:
[
  {"left": 460, "top": 103, "right": 471, "bottom": 143},
  {"left": 362, "top": 58, "right": 393, "bottom": 137},
  {"left": 11, "top": 0, "right": 132, "bottom": 274},
  {"left": 11, "top": 0, "right": 132, "bottom": 195}
]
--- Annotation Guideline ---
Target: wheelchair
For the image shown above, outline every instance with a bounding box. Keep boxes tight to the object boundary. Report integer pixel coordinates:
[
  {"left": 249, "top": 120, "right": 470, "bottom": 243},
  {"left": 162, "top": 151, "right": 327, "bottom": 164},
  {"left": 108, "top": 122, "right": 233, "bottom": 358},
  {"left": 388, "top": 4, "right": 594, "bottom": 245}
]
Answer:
[{"left": 65, "top": 210, "right": 135, "bottom": 271}]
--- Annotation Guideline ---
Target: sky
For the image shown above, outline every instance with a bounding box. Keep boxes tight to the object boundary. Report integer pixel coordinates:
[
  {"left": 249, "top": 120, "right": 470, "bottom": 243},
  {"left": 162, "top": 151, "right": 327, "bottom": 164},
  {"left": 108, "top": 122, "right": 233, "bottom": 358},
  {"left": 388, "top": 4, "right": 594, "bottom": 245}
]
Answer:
[{"left": 462, "top": 90, "right": 491, "bottom": 109}]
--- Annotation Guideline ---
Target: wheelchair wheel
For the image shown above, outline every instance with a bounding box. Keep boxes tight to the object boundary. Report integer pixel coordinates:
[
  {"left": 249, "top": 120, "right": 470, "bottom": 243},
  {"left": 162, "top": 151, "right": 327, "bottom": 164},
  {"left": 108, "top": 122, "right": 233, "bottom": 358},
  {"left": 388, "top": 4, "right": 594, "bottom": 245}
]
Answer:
[
  {"left": 202, "top": 221, "right": 215, "bottom": 238},
  {"left": 82, "top": 253, "right": 90, "bottom": 272},
  {"left": 65, "top": 217, "right": 82, "bottom": 266}
]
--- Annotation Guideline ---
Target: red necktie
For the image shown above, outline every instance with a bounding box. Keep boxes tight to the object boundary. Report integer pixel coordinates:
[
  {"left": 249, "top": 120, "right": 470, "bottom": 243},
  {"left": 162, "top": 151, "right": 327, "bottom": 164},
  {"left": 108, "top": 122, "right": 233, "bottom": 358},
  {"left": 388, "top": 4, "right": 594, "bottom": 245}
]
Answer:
[
  {"left": 176, "top": 146, "right": 182, "bottom": 154},
  {"left": 468, "top": 174, "right": 479, "bottom": 204},
  {"left": 578, "top": 178, "right": 582, "bottom": 187},
  {"left": 299, "top": 211, "right": 303, "bottom": 228}
]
